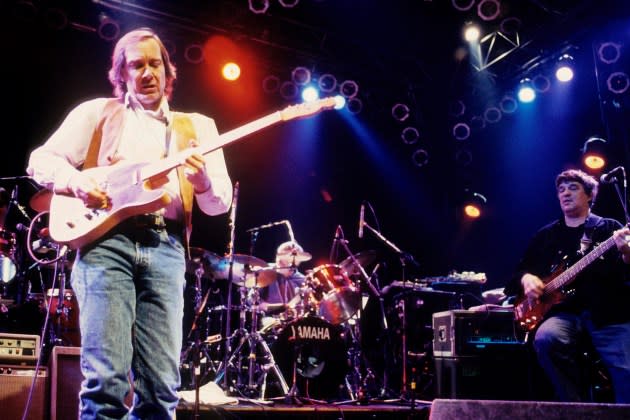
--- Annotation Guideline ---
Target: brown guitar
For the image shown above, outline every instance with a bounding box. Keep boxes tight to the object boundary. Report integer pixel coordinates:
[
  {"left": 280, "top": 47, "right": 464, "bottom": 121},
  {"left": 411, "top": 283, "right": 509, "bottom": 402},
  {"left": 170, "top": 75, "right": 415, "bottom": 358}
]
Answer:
[
  {"left": 47, "top": 97, "right": 337, "bottom": 249},
  {"left": 513, "top": 234, "right": 616, "bottom": 331}
]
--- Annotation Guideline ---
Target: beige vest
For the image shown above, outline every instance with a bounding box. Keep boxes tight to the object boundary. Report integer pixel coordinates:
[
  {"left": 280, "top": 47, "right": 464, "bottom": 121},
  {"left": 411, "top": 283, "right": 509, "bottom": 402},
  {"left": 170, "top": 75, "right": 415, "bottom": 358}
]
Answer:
[{"left": 85, "top": 98, "right": 194, "bottom": 253}]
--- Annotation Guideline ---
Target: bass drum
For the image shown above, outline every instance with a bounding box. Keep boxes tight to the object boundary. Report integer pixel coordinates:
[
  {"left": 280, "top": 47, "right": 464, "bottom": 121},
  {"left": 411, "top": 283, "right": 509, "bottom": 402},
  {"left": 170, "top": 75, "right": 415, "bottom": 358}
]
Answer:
[{"left": 271, "top": 315, "right": 349, "bottom": 401}]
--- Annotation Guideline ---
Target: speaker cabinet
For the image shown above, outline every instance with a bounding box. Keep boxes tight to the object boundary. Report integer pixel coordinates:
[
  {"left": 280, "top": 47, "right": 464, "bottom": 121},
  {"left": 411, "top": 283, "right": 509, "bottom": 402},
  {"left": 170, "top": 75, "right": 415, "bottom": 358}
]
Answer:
[
  {"left": 49, "top": 346, "right": 82, "bottom": 420},
  {"left": 0, "top": 364, "right": 48, "bottom": 420}
]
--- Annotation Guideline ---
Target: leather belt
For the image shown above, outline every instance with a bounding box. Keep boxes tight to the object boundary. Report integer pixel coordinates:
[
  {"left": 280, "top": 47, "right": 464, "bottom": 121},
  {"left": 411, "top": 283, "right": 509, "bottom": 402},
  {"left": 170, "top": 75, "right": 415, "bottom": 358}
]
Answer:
[{"left": 125, "top": 214, "right": 184, "bottom": 235}]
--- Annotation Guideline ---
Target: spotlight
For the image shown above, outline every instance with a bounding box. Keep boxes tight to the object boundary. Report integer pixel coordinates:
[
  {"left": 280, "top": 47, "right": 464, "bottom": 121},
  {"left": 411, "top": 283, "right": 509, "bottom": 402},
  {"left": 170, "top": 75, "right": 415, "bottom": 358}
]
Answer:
[
  {"left": 477, "top": 0, "right": 501, "bottom": 22},
  {"left": 532, "top": 74, "right": 551, "bottom": 93},
  {"left": 463, "top": 191, "right": 487, "bottom": 220},
  {"left": 339, "top": 80, "right": 359, "bottom": 99},
  {"left": 279, "top": 0, "right": 299, "bottom": 7},
  {"left": 597, "top": 42, "right": 621, "bottom": 65},
  {"left": 452, "top": 122, "right": 470, "bottom": 141},
  {"left": 291, "top": 66, "right": 311, "bottom": 85},
  {"left": 333, "top": 96, "right": 346, "bottom": 110},
  {"left": 412, "top": 149, "right": 429, "bottom": 168},
  {"left": 97, "top": 16, "right": 120, "bottom": 41},
  {"left": 483, "top": 106, "right": 502, "bottom": 124},
  {"left": 582, "top": 137, "right": 607, "bottom": 170},
  {"left": 184, "top": 44, "right": 204, "bottom": 64},
  {"left": 222, "top": 62, "right": 241, "bottom": 81},
  {"left": 318, "top": 74, "right": 337, "bottom": 93},
  {"left": 392, "top": 103, "right": 410, "bottom": 122},
  {"left": 249, "top": 0, "right": 269, "bottom": 14},
  {"left": 463, "top": 23, "right": 481, "bottom": 42},
  {"left": 517, "top": 78, "right": 536, "bottom": 103},
  {"left": 555, "top": 54, "right": 574, "bottom": 82},
  {"left": 301, "top": 85, "right": 319, "bottom": 102},
  {"left": 499, "top": 94, "right": 518, "bottom": 114},
  {"left": 262, "top": 75, "right": 280, "bottom": 93},
  {"left": 280, "top": 81, "right": 298, "bottom": 100},
  {"left": 401, "top": 127, "right": 420, "bottom": 144},
  {"left": 347, "top": 97, "right": 363, "bottom": 114},
  {"left": 607, "top": 72, "right": 630, "bottom": 95}
]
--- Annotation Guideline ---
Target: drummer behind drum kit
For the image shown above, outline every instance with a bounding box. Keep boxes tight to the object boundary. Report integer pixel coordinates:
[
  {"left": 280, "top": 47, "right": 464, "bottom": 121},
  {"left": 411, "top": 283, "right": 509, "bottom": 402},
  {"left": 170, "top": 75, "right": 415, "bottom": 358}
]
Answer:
[{"left": 179, "top": 242, "right": 367, "bottom": 402}]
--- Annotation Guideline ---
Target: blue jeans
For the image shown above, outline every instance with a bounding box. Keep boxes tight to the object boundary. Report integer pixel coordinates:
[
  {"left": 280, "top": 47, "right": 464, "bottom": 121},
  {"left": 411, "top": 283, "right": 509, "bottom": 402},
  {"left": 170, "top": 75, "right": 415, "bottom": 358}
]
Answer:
[
  {"left": 534, "top": 312, "right": 630, "bottom": 403},
  {"left": 71, "top": 227, "right": 186, "bottom": 419}
]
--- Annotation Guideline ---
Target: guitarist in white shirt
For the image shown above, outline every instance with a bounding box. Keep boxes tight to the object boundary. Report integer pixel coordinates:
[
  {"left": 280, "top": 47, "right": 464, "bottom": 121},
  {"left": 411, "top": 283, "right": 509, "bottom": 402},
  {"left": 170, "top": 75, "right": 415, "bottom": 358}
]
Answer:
[
  {"left": 505, "top": 169, "right": 630, "bottom": 403},
  {"left": 26, "top": 28, "right": 232, "bottom": 419}
]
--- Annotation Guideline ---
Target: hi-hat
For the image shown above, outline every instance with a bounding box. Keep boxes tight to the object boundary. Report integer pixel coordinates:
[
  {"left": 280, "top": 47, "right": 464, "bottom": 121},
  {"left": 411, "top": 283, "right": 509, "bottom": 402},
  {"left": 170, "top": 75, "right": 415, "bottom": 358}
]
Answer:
[
  {"left": 212, "top": 254, "right": 267, "bottom": 281},
  {"left": 276, "top": 249, "right": 312, "bottom": 263},
  {"left": 242, "top": 266, "right": 281, "bottom": 288},
  {"left": 186, "top": 247, "right": 222, "bottom": 280},
  {"left": 339, "top": 250, "right": 377, "bottom": 275}
]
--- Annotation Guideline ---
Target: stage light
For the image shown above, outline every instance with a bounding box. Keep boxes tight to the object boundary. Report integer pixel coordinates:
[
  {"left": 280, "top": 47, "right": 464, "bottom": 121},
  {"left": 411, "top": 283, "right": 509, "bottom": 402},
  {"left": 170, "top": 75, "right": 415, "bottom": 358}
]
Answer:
[
  {"left": 222, "top": 62, "right": 241, "bottom": 81},
  {"left": 333, "top": 95, "right": 346, "bottom": 110},
  {"left": 347, "top": 97, "right": 363, "bottom": 114},
  {"left": 517, "top": 78, "right": 536, "bottom": 103},
  {"left": 97, "top": 15, "right": 120, "bottom": 41},
  {"left": 463, "top": 23, "right": 481, "bottom": 42},
  {"left": 339, "top": 80, "right": 359, "bottom": 99},
  {"left": 412, "top": 149, "right": 429, "bottom": 168},
  {"left": 392, "top": 103, "right": 410, "bottom": 122},
  {"left": 301, "top": 85, "right": 319, "bottom": 102},
  {"left": 555, "top": 54, "right": 574, "bottom": 82},
  {"left": 262, "top": 75, "right": 280, "bottom": 93},
  {"left": 582, "top": 137, "right": 607, "bottom": 170},
  {"left": 483, "top": 106, "right": 501, "bottom": 124},
  {"left": 463, "top": 191, "right": 487, "bottom": 220},
  {"left": 598, "top": 42, "right": 621, "bottom": 65},
  {"left": 452, "top": 122, "right": 470, "bottom": 141},
  {"left": 184, "top": 44, "right": 204, "bottom": 64},
  {"left": 607, "top": 71, "right": 630, "bottom": 95},
  {"left": 477, "top": 0, "right": 500, "bottom": 22},
  {"left": 248, "top": 0, "right": 269, "bottom": 14},
  {"left": 318, "top": 74, "right": 337, "bottom": 93},
  {"left": 291, "top": 66, "right": 311, "bottom": 85},
  {"left": 279, "top": 81, "right": 298, "bottom": 100},
  {"left": 499, "top": 94, "right": 518, "bottom": 114},
  {"left": 401, "top": 127, "right": 420, "bottom": 144},
  {"left": 279, "top": 0, "right": 299, "bottom": 7}
]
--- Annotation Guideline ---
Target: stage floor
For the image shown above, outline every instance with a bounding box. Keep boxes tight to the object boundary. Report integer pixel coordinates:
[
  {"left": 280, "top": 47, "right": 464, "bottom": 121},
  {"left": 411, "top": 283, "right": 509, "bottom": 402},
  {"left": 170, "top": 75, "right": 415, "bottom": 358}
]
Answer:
[{"left": 176, "top": 398, "right": 432, "bottom": 419}]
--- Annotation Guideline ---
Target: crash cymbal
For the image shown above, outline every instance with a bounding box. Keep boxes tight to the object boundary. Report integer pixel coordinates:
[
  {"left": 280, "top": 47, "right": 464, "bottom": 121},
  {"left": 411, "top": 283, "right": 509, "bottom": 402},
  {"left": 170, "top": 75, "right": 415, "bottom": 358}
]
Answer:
[
  {"left": 212, "top": 254, "right": 267, "bottom": 281},
  {"left": 186, "top": 247, "right": 222, "bottom": 280},
  {"left": 339, "top": 250, "right": 377, "bottom": 275},
  {"left": 276, "top": 249, "right": 312, "bottom": 263},
  {"left": 30, "top": 189, "right": 53, "bottom": 213},
  {"left": 242, "top": 266, "right": 281, "bottom": 288}
]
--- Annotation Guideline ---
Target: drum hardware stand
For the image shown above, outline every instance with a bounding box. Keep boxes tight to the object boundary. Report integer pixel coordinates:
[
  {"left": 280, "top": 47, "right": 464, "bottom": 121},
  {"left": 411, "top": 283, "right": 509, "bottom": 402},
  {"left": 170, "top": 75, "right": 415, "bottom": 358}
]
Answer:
[{"left": 213, "top": 282, "right": 289, "bottom": 400}]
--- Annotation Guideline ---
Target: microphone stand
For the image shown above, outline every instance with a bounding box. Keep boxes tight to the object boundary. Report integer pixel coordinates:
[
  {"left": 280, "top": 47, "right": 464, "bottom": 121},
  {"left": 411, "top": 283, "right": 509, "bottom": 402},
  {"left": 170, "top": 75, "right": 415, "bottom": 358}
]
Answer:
[
  {"left": 359, "top": 221, "right": 420, "bottom": 401},
  {"left": 610, "top": 168, "right": 629, "bottom": 224},
  {"left": 221, "top": 182, "right": 239, "bottom": 396}
]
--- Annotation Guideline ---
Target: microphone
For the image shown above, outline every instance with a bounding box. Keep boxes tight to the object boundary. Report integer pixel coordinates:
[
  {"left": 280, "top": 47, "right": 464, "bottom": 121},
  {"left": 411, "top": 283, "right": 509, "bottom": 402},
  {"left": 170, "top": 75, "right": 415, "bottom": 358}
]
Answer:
[
  {"left": 358, "top": 203, "right": 365, "bottom": 238},
  {"left": 15, "top": 223, "right": 29, "bottom": 232},
  {"left": 10, "top": 185, "right": 18, "bottom": 202},
  {"left": 600, "top": 166, "right": 625, "bottom": 184}
]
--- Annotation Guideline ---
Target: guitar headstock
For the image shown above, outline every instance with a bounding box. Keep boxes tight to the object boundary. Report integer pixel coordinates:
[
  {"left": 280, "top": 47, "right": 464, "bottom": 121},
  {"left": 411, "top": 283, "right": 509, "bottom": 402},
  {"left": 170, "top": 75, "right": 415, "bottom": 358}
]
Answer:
[{"left": 279, "top": 97, "right": 338, "bottom": 121}]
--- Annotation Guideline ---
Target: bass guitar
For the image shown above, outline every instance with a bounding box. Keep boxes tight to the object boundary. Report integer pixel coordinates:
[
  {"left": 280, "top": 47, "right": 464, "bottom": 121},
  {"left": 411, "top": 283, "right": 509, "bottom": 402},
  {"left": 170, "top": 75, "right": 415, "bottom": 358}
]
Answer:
[
  {"left": 513, "top": 234, "right": 617, "bottom": 331},
  {"left": 48, "top": 97, "right": 337, "bottom": 249}
]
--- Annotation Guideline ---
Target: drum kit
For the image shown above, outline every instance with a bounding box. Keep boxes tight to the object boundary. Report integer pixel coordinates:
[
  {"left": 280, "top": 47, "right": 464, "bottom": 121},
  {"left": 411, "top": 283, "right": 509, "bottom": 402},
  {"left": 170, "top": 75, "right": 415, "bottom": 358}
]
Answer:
[
  {"left": 179, "top": 243, "right": 372, "bottom": 402},
  {"left": 0, "top": 178, "right": 79, "bottom": 353}
]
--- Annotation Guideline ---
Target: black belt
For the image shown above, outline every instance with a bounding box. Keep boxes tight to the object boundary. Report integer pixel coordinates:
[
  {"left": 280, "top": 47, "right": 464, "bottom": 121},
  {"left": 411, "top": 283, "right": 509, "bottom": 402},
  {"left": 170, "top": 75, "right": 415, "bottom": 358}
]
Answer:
[{"left": 123, "top": 214, "right": 184, "bottom": 236}]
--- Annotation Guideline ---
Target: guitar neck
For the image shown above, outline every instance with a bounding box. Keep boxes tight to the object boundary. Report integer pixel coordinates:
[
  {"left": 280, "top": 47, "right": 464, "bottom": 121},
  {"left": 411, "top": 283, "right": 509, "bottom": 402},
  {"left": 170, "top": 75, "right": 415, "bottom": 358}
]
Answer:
[
  {"left": 544, "top": 236, "right": 615, "bottom": 295},
  {"left": 140, "top": 111, "right": 282, "bottom": 181}
]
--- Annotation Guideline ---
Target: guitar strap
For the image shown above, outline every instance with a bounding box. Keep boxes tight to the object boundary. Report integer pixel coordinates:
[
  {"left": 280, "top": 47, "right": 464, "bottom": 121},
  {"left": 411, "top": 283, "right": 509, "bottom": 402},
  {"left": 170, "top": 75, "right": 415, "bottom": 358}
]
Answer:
[{"left": 580, "top": 213, "right": 602, "bottom": 255}]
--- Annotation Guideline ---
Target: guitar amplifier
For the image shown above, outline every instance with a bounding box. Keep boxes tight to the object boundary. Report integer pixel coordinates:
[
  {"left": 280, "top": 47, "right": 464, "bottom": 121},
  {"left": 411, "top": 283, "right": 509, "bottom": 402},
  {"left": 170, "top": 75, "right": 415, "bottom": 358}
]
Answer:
[
  {"left": 432, "top": 309, "right": 525, "bottom": 357},
  {"left": 0, "top": 333, "right": 40, "bottom": 365}
]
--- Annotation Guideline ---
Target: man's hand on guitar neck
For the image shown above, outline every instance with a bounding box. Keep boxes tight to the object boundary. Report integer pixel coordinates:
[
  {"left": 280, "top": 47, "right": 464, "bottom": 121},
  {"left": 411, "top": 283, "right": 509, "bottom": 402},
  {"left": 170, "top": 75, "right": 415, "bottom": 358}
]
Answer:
[
  {"left": 68, "top": 172, "right": 110, "bottom": 210},
  {"left": 521, "top": 273, "right": 544, "bottom": 300},
  {"left": 612, "top": 225, "right": 630, "bottom": 264}
]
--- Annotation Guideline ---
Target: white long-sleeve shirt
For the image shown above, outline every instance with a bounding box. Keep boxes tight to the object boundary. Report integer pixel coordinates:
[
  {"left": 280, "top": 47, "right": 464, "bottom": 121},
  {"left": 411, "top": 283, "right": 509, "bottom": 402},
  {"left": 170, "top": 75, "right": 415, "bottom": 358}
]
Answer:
[{"left": 27, "top": 96, "right": 232, "bottom": 221}]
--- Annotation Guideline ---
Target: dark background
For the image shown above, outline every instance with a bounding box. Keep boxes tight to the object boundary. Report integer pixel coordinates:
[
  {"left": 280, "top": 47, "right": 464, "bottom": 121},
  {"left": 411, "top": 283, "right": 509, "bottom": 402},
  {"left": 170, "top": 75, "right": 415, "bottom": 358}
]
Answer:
[{"left": 3, "top": 0, "right": 630, "bottom": 295}]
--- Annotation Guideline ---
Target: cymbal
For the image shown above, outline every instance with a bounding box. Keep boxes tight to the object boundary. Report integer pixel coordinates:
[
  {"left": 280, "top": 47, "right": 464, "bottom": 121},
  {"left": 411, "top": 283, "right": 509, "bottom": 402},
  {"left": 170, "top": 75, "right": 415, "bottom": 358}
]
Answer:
[
  {"left": 276, "top": 249, "right": 312, "bottom": 263},
  {"left": 186, "top": 247, "right": 222, "bottom": 279},
  {"left": 30, "top": 189, "right": 52, "bottom": 213},
  {"left": 242, "top": 266, "right": 281, "bottom": 288},
  {"left": 211, "top": 254, "right": 267, "bottom": 281},
  {"left": 339, "top": 250, "right": 377, "bottom": 275}
]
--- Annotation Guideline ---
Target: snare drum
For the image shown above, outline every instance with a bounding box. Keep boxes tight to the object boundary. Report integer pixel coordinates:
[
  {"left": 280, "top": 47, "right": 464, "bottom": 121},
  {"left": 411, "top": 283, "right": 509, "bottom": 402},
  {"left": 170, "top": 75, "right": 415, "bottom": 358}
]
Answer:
[
  {"left": 0, "top": 229, "right": 17, "bottom": 284},
  {"left": 307, "top": 264, "right": 361, "bottom": 325}
]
